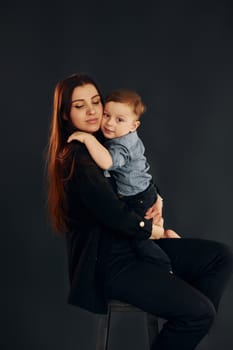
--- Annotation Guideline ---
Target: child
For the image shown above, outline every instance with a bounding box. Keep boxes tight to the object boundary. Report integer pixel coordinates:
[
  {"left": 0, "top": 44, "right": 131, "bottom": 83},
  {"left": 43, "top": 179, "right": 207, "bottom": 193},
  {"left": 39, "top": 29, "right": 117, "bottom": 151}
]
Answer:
[{"left": 68, "top": 89, "right": 180, "bottom": 272}]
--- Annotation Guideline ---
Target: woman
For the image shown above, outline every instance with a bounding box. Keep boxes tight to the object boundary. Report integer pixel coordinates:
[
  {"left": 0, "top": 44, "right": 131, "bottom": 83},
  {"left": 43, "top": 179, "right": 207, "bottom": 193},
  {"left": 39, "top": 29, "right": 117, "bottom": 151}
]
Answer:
[{"left": 47, "top": 73, "right": 233, "bottom": 349}]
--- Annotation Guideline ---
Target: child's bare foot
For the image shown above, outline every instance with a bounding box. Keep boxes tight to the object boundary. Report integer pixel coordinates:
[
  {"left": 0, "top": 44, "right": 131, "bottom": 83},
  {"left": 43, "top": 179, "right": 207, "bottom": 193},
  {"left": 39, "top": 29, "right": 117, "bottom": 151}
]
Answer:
[{"left": 164, "top": 229, "right": 181, "bottom": 238}]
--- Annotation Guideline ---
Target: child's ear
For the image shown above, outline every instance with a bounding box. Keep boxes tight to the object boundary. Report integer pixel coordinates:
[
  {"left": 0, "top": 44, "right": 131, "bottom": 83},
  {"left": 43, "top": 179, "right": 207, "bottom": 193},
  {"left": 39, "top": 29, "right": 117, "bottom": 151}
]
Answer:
[{"left": 130, "top": 120, "right": 140, "bottom": 132}]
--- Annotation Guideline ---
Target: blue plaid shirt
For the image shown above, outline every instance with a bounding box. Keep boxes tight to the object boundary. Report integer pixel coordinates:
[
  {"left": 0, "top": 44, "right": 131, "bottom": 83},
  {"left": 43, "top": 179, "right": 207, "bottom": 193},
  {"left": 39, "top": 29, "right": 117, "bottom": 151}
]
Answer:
[{"left": 104, "top": 131, "right": 152, "bottom": 196}]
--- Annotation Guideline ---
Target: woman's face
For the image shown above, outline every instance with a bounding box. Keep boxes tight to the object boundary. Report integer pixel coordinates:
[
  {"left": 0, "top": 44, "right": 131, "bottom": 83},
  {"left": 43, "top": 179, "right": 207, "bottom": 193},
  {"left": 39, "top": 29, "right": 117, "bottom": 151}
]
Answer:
[{"left": 69, "top": 84, "right": 103, "bottom": 133}]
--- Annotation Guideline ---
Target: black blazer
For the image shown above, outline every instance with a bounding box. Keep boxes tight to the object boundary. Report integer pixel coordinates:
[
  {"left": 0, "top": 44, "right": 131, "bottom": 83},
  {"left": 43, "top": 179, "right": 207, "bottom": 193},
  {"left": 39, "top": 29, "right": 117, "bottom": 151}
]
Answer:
[{"left": 65, "top": 142, "right": 152, "bottom": 314}]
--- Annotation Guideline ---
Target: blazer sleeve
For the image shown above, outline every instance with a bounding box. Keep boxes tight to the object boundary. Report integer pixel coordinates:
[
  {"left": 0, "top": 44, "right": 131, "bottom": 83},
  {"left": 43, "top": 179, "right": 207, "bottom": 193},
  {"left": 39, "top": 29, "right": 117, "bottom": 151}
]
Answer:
[{"left": 71, "top": 144, "right": 152, "bottom": 240}]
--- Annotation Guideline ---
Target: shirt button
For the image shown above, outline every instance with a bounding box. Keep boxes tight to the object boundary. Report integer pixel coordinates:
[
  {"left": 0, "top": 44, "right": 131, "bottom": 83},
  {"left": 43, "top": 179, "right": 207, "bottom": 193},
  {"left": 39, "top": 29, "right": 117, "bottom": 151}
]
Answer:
[{"left": 139, "top": 221, "right": 145, "bottom": 227}]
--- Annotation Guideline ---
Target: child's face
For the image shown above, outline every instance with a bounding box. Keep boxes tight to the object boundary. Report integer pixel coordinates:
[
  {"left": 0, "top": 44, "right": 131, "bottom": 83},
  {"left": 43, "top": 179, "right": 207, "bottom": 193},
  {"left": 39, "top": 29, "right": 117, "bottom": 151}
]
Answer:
[{"left": 101, "top": 101, "right": 140, "bottom": 139}]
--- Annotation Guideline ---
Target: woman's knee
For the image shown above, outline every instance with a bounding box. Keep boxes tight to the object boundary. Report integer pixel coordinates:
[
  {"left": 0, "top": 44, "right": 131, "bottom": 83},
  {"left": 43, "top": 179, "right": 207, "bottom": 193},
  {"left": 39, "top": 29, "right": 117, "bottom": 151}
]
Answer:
[
  {"left": 200, "top": 297, "right": 216, "bottom": 323},
  {"left": 215, "top": 241, "right": 233, "bottom": 271},
  {"left": 186, "top": 296, "right": 216, "bottom": 331}
]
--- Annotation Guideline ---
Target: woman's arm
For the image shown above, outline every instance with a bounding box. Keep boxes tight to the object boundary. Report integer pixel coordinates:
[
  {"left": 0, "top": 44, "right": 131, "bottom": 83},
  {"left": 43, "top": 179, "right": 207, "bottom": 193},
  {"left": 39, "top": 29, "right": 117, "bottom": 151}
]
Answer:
[
  {"left": 67, "top": 131, "right": 113, "bottom": 169},
  {"left": 70, "top": 144, "right": 152, "bottom": 240}
]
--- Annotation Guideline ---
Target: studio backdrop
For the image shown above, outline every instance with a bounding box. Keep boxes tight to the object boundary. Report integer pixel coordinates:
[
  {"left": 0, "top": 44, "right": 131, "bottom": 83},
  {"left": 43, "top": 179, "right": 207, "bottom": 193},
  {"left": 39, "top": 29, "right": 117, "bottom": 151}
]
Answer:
[{"left": 1, "top": 1, "right": 233, "bottom": 349}]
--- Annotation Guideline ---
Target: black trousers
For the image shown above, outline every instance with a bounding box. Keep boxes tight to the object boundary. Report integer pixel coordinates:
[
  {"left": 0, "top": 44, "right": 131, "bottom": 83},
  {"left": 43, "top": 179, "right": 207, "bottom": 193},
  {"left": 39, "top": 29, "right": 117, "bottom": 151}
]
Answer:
[
  {"left": 103, "top": 238, "right": 233, "bottom": 350},
  {"left": 120, "top": 183, "right": 172, "bottom": 270}
]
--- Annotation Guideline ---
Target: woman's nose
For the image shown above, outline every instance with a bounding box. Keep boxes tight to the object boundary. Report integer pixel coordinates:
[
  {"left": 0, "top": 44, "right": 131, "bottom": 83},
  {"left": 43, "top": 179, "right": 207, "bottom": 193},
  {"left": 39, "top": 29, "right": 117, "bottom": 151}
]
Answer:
[{"left": 87, "top": 105, "right": 96, "bottom": 115}]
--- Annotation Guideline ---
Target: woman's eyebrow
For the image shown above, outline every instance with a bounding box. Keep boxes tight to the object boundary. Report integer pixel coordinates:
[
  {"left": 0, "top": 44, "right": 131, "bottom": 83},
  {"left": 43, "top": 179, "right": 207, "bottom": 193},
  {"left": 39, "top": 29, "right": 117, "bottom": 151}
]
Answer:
[
  {"left": 71, "top": 94, "right": 100, "bottom": 103},
  {"left": 91, "top": 94, "right": 100, "bottom": 99},
  {"left": 71, "top": 99, "right": 84, "bottom": 103}
]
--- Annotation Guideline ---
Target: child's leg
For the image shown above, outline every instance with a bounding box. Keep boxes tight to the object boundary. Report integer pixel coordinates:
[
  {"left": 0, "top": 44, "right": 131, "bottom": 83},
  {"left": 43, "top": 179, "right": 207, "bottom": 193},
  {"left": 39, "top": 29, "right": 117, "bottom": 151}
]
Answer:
[
  {"left": 164, "top": 229, "right": 181, "bottom": 238},
  {"left": 121, "top": 184, "right": 172, "bottom": 270}
]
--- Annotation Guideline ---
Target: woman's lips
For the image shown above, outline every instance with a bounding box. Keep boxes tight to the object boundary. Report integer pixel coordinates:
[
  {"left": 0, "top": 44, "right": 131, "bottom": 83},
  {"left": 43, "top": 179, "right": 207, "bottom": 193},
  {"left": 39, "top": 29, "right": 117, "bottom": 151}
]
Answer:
[{"left": 86, "top": 118, "right": 99, "bottom": 124}]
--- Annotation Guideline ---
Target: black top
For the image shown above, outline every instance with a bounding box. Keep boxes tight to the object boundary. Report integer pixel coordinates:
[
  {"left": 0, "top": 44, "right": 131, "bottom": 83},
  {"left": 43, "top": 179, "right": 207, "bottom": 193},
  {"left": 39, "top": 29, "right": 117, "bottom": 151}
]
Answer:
[{"left": 64, "top": 142, "right": 152, "bottom": 314}]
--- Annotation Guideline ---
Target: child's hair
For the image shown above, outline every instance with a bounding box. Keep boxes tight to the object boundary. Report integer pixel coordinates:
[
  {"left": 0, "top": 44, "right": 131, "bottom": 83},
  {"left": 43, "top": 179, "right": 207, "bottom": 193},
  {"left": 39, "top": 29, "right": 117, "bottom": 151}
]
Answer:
[{"left": 105, "top": 89, "right": 146, "bottom": 119}]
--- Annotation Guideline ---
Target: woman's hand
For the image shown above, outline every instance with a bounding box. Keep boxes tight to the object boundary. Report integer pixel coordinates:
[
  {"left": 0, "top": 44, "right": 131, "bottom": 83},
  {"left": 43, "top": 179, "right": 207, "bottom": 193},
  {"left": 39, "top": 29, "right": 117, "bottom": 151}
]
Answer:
[
  {"left": 149, "top": 224, "right": 165, "bottom": 240},
  {"left": 144, "top": 194, "right": 163, "bottom": 224},
  {"left": 67, "top": 131, "right": 91, "bottom": 143},
  {"left": 156, "top": 216, "right": 164, "bottom": 228}
]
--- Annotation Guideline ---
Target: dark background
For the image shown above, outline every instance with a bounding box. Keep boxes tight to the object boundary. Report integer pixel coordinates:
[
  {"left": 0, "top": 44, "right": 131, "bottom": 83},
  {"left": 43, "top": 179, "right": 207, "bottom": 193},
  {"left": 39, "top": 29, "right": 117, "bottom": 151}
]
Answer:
[{"left": 1, "top": 1, "right": 233, "bottom": 349}]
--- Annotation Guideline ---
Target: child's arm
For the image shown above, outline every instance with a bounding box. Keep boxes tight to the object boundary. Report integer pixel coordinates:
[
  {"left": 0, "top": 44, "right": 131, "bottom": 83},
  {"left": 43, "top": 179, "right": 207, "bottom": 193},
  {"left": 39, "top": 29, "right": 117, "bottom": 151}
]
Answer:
[{"left": 67, "top": 131, "right": 113, "bottom": 169}]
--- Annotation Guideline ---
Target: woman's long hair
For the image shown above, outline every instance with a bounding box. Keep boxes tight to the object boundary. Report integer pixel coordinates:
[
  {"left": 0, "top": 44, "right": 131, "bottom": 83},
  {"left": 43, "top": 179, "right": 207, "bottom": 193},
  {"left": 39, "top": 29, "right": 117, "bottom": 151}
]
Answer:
[{"left": 46, "top": 73, "right": 103, "bottom": 234}]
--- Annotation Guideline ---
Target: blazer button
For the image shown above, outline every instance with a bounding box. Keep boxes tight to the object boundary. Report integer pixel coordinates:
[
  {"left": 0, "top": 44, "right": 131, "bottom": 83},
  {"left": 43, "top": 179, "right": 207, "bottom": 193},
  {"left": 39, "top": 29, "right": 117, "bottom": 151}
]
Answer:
[{"left": 139, "top": 221, "right": 145, "bottom": 227}]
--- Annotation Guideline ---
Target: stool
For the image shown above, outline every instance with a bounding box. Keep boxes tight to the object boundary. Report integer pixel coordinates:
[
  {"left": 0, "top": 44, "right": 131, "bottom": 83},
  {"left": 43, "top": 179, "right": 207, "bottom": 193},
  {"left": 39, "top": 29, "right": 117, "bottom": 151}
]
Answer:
[{"left": 96, "top": 300, "right": 159, "bottom": 350}]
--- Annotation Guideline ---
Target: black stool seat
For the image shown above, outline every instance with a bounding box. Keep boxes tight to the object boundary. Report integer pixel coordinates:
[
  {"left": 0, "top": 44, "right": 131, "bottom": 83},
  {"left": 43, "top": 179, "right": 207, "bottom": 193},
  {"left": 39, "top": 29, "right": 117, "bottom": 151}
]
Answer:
[{"left": 95, "top": 299, "right": 159, "bottom": 349}]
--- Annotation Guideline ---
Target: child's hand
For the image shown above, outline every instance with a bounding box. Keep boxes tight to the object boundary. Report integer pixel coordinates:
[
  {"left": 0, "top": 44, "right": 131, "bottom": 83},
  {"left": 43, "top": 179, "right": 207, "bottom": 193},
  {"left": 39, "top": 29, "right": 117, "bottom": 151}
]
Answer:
[
  {"left": 163, "top": 229, "right": 181, "bottom": 239},
  {"left": 67, "top": 131, "right": 90, "bottom": 143}
]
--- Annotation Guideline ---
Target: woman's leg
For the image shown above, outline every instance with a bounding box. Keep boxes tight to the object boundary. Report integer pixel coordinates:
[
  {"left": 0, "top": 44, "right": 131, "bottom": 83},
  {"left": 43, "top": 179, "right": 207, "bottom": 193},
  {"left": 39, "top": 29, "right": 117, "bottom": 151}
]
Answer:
[
  {"left": 156, "top": 238, "right": 233, "bottom": 311},
  {"left": 105, "top": 260, "right": 216, "bottom": 350},
  {"left": 104, "top": 238, "right": 233, "bottom": 350}
]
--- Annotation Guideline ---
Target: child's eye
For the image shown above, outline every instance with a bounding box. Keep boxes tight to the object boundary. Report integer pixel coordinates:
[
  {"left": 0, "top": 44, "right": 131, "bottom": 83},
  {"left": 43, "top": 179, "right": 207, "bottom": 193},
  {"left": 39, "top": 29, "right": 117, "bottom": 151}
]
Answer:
[
  {"left": 116, "top": 117, "right": 124, "bottom": 122},
  {"left": 103, "top": 112, "right": 110, "bottom": 118}
]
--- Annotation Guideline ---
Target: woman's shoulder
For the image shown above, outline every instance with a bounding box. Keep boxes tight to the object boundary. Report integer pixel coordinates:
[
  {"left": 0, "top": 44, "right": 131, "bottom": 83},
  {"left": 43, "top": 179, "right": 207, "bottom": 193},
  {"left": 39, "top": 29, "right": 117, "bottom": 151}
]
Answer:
[
  {"left": 67, "top": 141, "right": 97, "bottom": 167},
  {"left": 67, "top": 141, "right": 88, "bottom": 157},
  {"left": 63, "top": 141, "right": 101, "bottom": 187}
]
